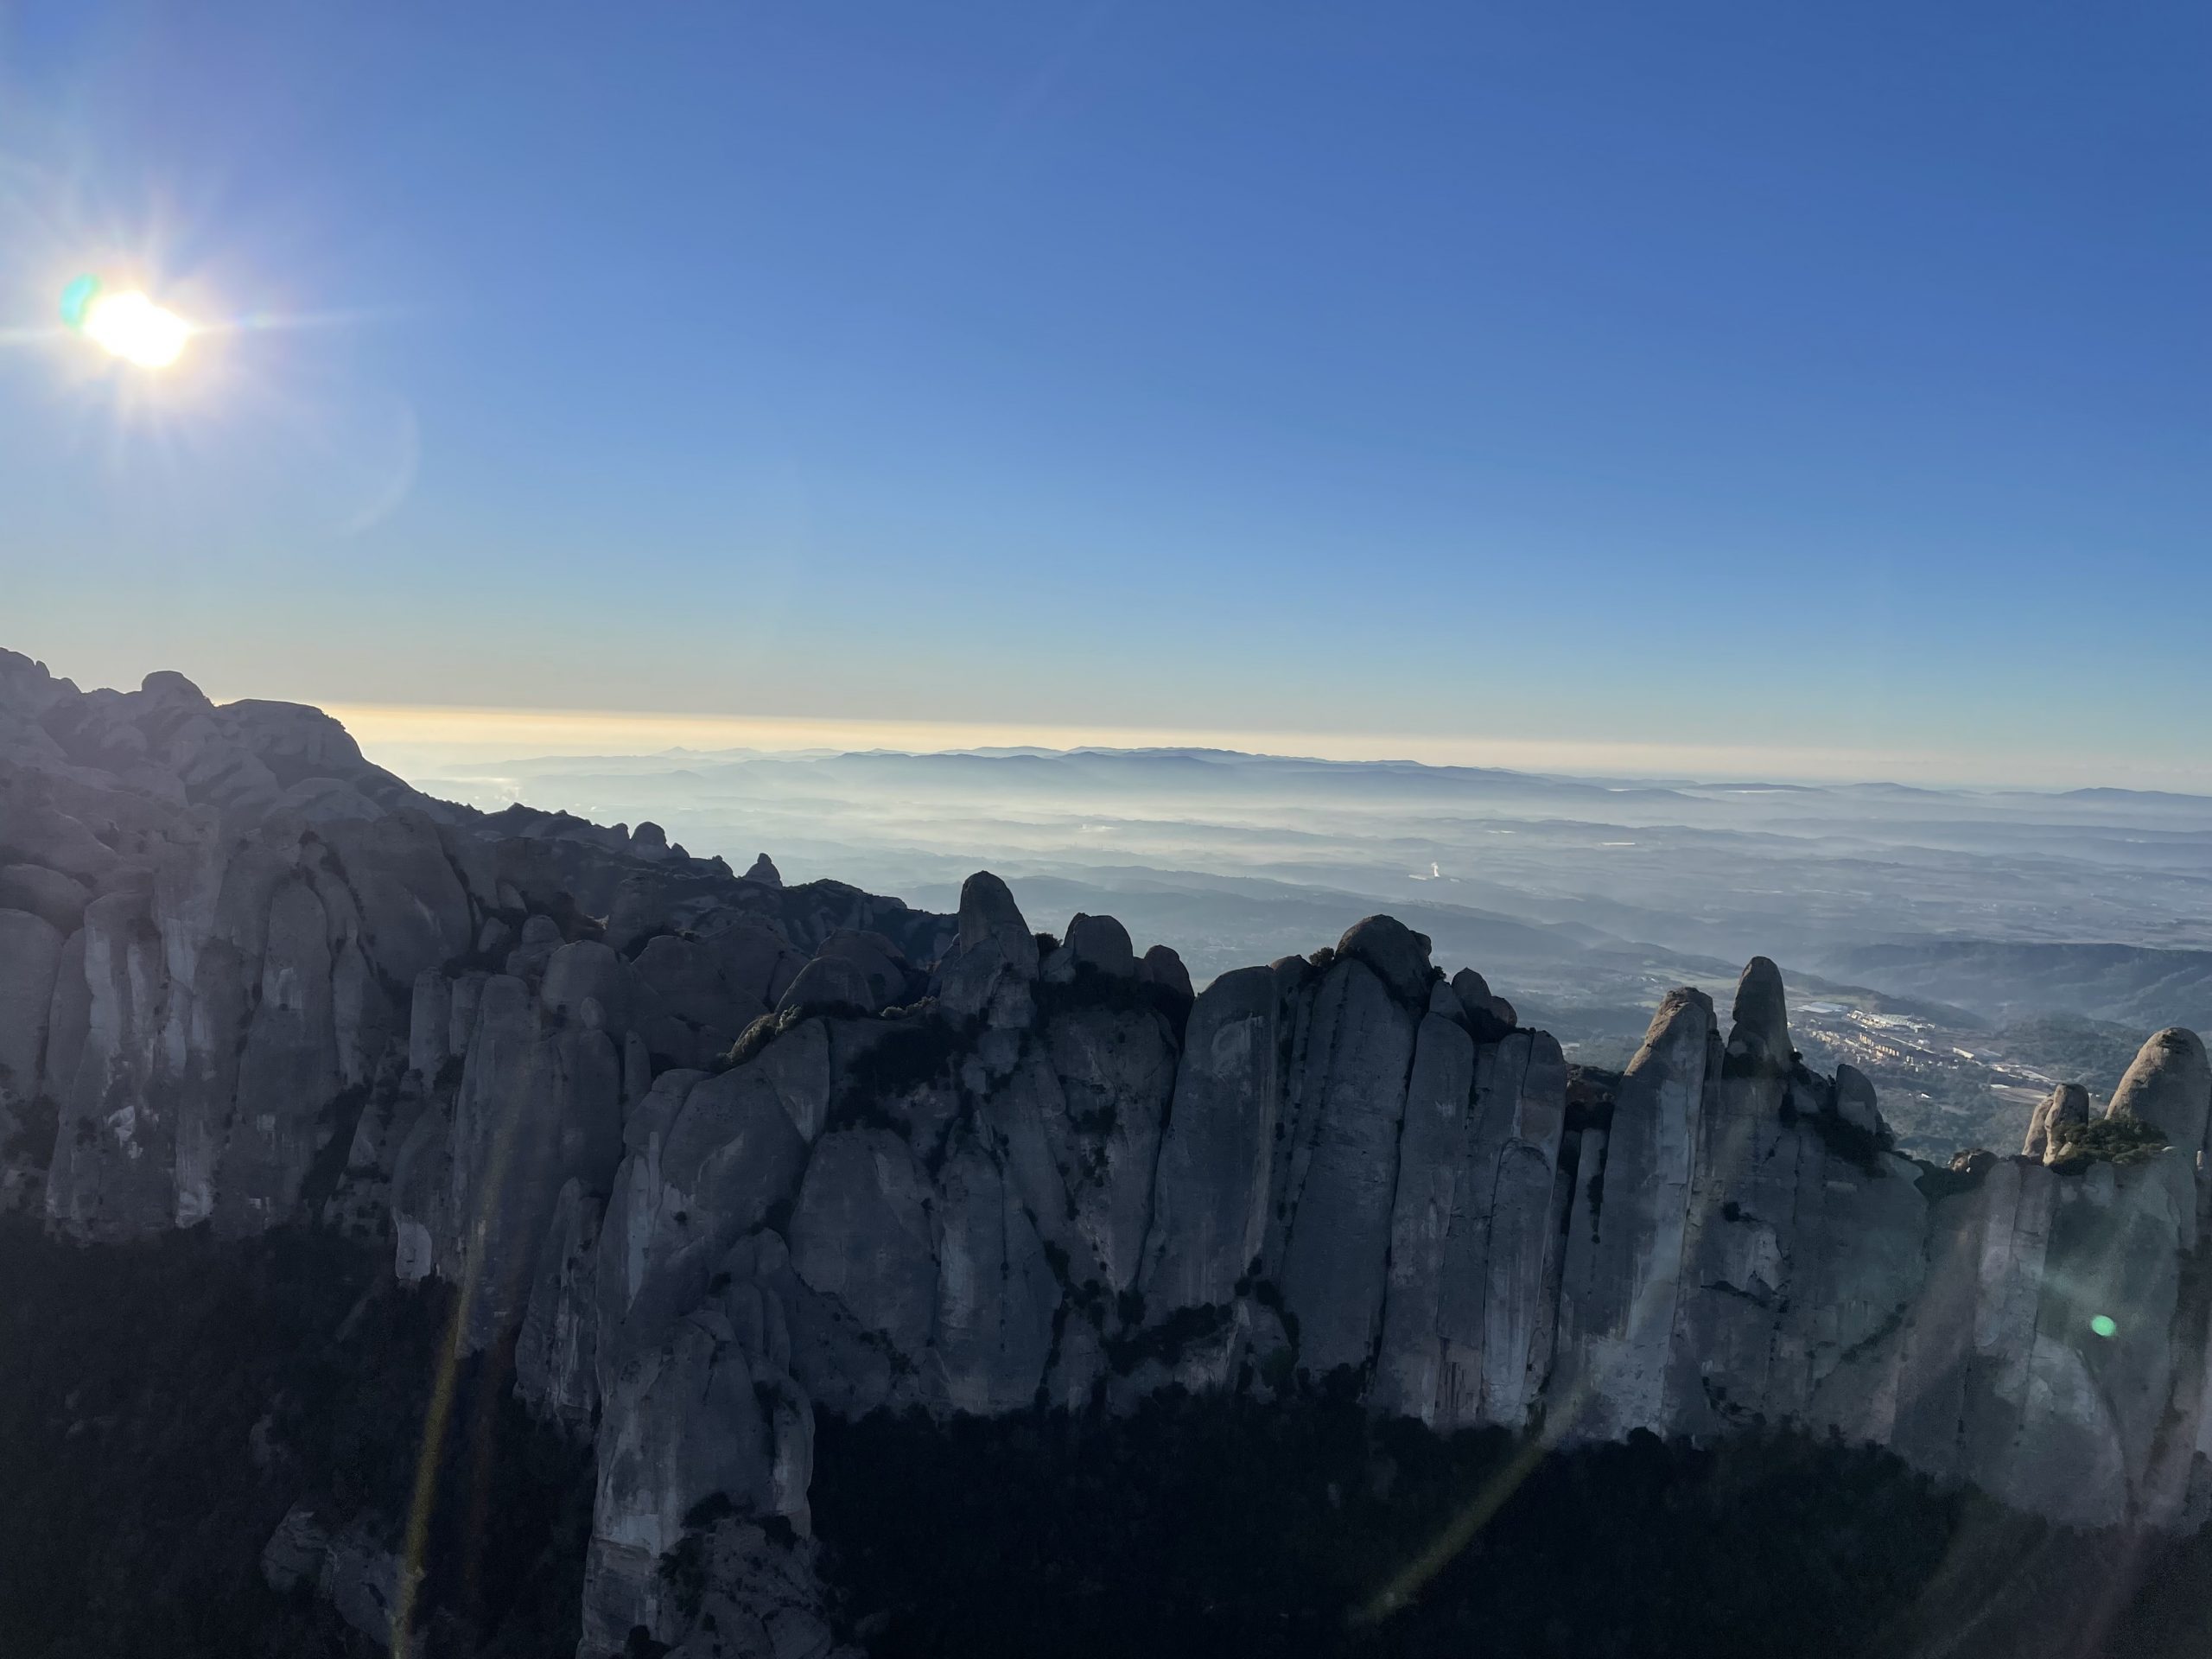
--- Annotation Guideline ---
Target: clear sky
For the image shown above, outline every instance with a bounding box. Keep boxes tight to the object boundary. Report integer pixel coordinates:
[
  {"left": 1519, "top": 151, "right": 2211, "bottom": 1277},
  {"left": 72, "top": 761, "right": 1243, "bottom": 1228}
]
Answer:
[{"left": 2, "top": 3, "right": 2207, "bottom": 785}]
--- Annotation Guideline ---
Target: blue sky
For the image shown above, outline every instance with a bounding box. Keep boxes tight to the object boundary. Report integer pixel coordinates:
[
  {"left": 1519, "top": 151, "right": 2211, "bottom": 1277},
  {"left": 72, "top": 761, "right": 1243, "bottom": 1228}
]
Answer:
[{"left": 2, "top": 3, "right": 2206, "bottom": 784}]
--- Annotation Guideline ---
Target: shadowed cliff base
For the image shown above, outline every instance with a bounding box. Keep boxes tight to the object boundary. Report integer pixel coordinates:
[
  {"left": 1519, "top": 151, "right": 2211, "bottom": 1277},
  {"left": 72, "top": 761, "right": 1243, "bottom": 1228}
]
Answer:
[
  {"left": 0, "top": 1218, "right": 592, "bottom": 1659},
  {"left": 808, "top": 1395, "right": 2212, "bottom": 1659},
  {"left": 7, "top": 1220, "right": 2212, "bottom": 1658}
]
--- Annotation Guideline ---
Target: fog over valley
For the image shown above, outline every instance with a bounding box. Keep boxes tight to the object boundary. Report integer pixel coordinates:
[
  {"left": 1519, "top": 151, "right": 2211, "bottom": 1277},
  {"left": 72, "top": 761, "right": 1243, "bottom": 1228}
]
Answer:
[{"left": 391, "top": 742, "right": 2212, "bottom": 1160}]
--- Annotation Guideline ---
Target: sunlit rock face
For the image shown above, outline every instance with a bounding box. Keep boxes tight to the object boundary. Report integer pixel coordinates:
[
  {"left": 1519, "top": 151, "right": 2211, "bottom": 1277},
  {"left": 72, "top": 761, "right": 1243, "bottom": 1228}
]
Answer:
[
  {"left": 1550, "top": 987, "right": 1715, "bottom": 1440},
  {"left": 10, "top": 650, "right": 2212, "bottom": 1654}
]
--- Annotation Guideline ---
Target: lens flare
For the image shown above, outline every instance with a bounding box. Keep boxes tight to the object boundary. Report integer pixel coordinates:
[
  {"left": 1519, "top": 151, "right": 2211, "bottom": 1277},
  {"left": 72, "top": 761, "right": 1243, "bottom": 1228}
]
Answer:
[
  {"left": 2091, "top": 1314, "right": 2118, "bottom": 1338},
  {"left": 62, "top": 275, "right": 192, "bottom": 368},
  {"left": 60, "top": 273, "right": 100, "bottom": 328}
]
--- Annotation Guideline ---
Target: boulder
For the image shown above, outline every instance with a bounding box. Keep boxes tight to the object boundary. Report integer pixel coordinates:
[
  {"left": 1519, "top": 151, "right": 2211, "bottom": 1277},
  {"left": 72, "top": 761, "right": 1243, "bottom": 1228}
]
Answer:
[
  {"left": 0, "top": 863, "right": 89, "bottom": 932},
  {"left": 1450, "top": 968, "right": 1516, "bottom": 1040},
  {"left": 1722, "top": 957, "right": 1792, "bottom": 1078},
  {"left": 1834, "top": 1062, "right": 1883, "bottom": 1135},
  {"left": 704, "top": 918, "right": 806, "bottom": 1011},
  {"left": 1138, "top": 944, "right": 1192, "bottom": 1001},
  {"left": 319, "top": 1515, "right": 416, "bottom": 1649},
  {"left": 259, "top": 1497, "right": 334, "bottom": 1595},
  {"left": 777, "top": 954, "right": 881, "bottom": 1019},
  {"left": 1334, "top": 915, "right": 1433, "bottom": 1006},
  {"left": 811, "top": 929, "right": 914, "bottom": 1008},
  {"left": 541, "top": 939, "right": 637, "bottom": 1029},
  {"left": 934, "top": 871, "right": 1039, "bottom": 1024},
  {"left": 2106, "top": 1029, "right": 2211, "bottom": 1158},
  {"left": 1046, "top": 912, "right": 1137, "bottom": 982},
  {"left": 505, "top": 913, "right": 564, "bottom": 980},
  {"left": 2024, "top": 1082, "right": 2092, "bottom": 1159}
]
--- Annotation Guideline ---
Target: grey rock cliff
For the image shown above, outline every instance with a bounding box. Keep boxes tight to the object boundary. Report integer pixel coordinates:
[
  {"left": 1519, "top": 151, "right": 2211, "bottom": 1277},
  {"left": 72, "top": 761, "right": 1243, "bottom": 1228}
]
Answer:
[
  {"left": 12, "top": 652, "right": 2212, "bottom": 1653},
  {"left": 1275, "top": 948, "right": 1420, "bottom": 1376}
]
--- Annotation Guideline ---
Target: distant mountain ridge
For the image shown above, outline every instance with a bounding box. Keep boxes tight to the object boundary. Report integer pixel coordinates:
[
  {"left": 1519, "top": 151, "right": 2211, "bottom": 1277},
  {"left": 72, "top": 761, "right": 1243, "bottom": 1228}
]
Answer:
[
  {"left": 440, "top": 738, "right": 2212, "bottom": 807},
  {"left": 1820, "top": 940, "right": 2212, "bottom": 1033}
]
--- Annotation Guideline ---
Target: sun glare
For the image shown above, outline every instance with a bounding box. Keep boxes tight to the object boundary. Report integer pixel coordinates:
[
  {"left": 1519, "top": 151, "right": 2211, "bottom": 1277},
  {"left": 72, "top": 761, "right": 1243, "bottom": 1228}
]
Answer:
[{"left": 64, "top": 276, "right": 192, "bottom": 369}]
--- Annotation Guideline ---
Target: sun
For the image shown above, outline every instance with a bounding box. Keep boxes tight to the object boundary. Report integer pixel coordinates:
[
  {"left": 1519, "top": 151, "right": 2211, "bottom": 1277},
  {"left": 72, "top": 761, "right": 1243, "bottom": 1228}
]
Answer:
[{"left": 62, "top": 275, "right": 193, "bottom": 369}]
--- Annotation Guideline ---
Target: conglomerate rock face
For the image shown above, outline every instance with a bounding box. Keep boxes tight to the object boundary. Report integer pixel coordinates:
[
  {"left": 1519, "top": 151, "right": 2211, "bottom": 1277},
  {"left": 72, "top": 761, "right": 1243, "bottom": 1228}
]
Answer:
[{"left": 8, "top": 650, "right": 2212, "bottom": 1656}]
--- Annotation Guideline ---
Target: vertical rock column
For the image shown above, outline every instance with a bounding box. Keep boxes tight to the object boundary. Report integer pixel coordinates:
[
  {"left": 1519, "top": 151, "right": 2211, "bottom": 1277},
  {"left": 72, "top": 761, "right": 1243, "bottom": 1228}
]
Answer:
[
  {"left": 1662, "top": 958, "right": 1802, "bottom": 1433},
  {"left": 1137, "top": 965, "right": 1285, "bottom": 1313},
  {"left": 1476, "top": 1030, "right": 1572, "bottom": 1426},
  {"left": 1371, "top": 992, "right": 1478, "bottom": 1421},
  {"left": 2099, "top": 1031, "right": 2212, "bottom": 1523},
  {"left": 0, "top": 906, "right": 65, "bottom": 1194},
  {"left": 44, "top": 887, "right": 172, "bottom": 1236},
  {"left": 1549, "top": 988, "right": 1715, "bottom": 1440},
  {"left": 579, "top": 1236, "right": 815, "bottom": 1655},
  {"left": 1274, "top": 922, "right": 1425, "bottom": 1379}
]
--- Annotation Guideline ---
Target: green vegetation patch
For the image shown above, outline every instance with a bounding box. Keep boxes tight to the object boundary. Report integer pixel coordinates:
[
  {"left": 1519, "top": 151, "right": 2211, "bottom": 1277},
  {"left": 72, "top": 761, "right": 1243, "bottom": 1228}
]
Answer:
[
  {"left": 1996, "top": 1014, "right": 2148, "bottom": 1099},
  {"left": 836, "top": 1008, "right": 981, "bottom": 1103},
  {"left": 1803, "top": 1105, "right": 1895, "bottom": 1178},
  {"left": 1034, "top": 963, "right": 1192, "bottom": 1036},
  {"left": 723, "top": 1004, "right": 808, "bottom": 1069},
  {"left": 2045, "top": 1112, "right": 2170, "bottom": 1173},
  {"left": 1779, "top": 1087, "right": 1895, "bottom": 1179},
  {"left": 1103, "top": 1300, "right": 1232, "bottom": 1375},
  {"left": 1915, "top": 1152, "right": 1995, "bottom": 1203}
]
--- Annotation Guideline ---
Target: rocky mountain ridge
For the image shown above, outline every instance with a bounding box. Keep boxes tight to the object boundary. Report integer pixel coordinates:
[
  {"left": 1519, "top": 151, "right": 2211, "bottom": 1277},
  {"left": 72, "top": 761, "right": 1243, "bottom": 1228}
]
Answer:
[{"left": 5, "top": 651, "right": 2212, "bottom": 1659}]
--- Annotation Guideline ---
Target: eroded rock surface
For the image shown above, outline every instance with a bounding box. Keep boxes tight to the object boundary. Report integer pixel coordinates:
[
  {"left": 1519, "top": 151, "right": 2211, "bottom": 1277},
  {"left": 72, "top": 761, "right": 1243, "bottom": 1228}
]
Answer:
[{"left": 11, "top": 651, "right": 2212, "bottom": 1656}]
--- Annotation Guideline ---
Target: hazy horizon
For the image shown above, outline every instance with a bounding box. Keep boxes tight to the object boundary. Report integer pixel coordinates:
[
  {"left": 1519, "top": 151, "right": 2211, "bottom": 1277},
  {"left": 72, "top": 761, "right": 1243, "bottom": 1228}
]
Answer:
[
  {"left": 20, "top": 645, "right": 2212, "bottom": 794},
  {"left": 7, "top": 3, "right": 2209, "bottom": 788},
  {"left": 327, "top": 702, "right": 2212, "bottom": 796}
]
